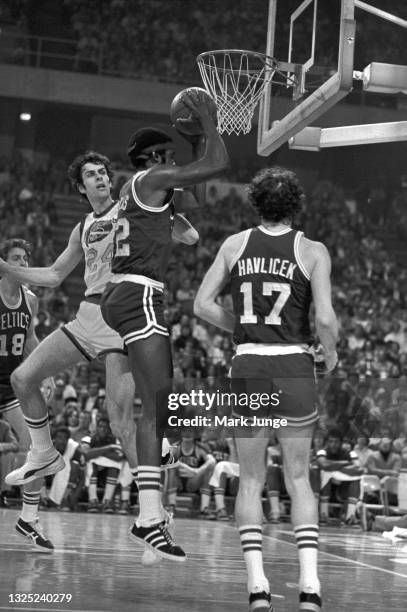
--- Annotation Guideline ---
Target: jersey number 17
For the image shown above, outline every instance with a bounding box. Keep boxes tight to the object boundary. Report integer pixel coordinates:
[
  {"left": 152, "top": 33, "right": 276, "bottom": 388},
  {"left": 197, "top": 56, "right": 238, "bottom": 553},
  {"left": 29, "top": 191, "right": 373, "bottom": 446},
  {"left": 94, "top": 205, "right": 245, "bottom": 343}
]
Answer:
[{"left": 240, "top": 281, "right": 291, "bottom": 326}]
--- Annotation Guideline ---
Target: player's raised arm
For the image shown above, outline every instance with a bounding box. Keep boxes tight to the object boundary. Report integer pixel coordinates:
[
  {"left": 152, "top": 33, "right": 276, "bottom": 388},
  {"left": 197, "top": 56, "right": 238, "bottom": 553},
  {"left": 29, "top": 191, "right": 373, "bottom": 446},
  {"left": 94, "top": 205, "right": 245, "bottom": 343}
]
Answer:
[
  {"left": 0, "top": 224, "right": 83, "bottom": 288},
  {"left": 308, "top": 241, "right": 339, "bottom": 372},
  {"left": 194, "top": 236, "right": 237, "bottom": 333},
  {"left": 139, "top": 90, "right": 229, "bottom": 195}
]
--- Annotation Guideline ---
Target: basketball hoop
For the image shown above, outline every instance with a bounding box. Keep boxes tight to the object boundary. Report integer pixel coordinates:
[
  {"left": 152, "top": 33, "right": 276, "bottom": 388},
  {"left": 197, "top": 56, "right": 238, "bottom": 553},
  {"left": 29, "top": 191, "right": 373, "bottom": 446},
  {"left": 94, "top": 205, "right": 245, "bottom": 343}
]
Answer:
[{"left": 197, "top": 49, "right": 296, "bottom": 136}]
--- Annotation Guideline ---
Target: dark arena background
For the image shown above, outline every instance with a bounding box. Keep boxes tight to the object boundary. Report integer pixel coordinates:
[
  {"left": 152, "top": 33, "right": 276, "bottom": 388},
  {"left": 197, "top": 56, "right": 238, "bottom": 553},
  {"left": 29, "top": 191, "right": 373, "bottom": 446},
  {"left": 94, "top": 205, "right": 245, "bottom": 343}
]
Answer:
[{"left": 1, "top": 1, "right": 407, "bottom": 611}]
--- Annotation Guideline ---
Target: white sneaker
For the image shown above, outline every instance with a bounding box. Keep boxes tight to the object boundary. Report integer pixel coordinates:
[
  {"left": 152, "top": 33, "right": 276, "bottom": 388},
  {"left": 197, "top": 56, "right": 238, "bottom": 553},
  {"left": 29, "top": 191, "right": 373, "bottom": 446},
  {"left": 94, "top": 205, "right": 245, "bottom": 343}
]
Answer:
[{"left": 6, "top": 448, "right": 65, "bottom": 486}]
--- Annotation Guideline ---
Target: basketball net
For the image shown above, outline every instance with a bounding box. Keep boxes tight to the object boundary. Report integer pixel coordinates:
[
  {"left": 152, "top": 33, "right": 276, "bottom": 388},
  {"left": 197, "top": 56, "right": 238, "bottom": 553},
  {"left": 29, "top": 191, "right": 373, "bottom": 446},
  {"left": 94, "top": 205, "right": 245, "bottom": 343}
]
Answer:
[{"left": 197, "top": 50, "right": 279, "bottom": 136}]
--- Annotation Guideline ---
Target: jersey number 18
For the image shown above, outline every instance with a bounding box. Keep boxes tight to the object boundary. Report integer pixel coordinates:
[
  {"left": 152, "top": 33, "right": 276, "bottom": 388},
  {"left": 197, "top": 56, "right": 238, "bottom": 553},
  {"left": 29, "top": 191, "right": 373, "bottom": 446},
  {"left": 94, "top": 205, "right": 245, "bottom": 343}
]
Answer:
[{"left": 0, "top": 333, "right": 25, "bottom": 356}]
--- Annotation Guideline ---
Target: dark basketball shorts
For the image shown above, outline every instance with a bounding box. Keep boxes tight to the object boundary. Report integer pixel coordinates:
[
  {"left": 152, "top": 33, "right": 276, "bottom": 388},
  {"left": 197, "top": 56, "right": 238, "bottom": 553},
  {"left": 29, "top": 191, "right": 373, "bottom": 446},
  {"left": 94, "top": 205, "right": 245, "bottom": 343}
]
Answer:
[
  {"left": 101, "top": 281, "right": 169, "bottom": 346},
  {"left": 230, "top": 352, "right": 318, "bottom": 428},
  {"left": 0, "top": 383, "right": 19, "bottom": 414}
]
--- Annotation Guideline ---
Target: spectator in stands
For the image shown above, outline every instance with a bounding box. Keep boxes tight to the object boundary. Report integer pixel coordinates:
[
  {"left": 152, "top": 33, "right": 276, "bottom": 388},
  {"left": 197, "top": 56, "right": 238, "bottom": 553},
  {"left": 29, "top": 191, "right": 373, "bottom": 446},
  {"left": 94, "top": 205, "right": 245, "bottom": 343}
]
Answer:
[
  {"left": 81, "top": 417, "right": 123, "bottom": 514},
  {"left": 47, "top": 377, "right": 68, "bottom": 420},
  {"left": 353, "top": 432, "right": 373, "bottom": 470},
  {"left": 0, "top": 416, "right": 19, "bottom": 506},
  {"left": 165, "top": 428, "right": 215, "bottom": 516},
  {"left": 71, "top": 411, "right": 91, "bottom": 443},
  {"left": 203, "top": 429, "right": 239, "bottom": 520},
  {"left": 82, "top": 381, "right": 100, "bottom": 413},
  {"left": 317, "top": 429, "right": 364, "bottom": 526},
  {"left": 34, "top": 310, "right": 53, "bottom": 341},
  {"left": 175, "top": 277, "right": 196, "bottom": 314},
  {"left": 366, "top": 437, "right": 401, "bottom": 505},
  {"left": 65, "top": 401, "right": 81, "bottom": 435},
  {"left": 46, "top": 426, "right": 86, "bottom": 511}
]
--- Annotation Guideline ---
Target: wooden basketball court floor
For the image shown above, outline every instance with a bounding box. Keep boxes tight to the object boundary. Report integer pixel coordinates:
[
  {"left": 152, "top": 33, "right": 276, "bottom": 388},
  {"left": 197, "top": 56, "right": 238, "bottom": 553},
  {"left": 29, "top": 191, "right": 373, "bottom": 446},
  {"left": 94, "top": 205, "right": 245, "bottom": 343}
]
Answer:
[{"left": 1, "top": 509, "right": 407, "bottom": 611}]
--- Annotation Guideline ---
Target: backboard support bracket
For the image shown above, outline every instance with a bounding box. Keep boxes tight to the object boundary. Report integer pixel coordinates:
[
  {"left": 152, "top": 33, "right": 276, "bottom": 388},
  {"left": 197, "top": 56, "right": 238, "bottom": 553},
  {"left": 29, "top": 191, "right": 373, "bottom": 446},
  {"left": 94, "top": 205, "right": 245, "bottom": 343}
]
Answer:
[
  {"left": 289, "top": 121, "right": 407, "bottom": 150},
  {"left": 258, "top": 0, "right": 356, "bottom": 156}
]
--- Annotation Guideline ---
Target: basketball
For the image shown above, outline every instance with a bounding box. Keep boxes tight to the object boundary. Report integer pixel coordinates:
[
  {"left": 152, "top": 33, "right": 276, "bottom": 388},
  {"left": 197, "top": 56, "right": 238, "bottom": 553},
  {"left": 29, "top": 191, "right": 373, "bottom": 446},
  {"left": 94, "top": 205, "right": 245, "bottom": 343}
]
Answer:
[{"left": 170, "top": 87, "right": 217, "bottom": 136}]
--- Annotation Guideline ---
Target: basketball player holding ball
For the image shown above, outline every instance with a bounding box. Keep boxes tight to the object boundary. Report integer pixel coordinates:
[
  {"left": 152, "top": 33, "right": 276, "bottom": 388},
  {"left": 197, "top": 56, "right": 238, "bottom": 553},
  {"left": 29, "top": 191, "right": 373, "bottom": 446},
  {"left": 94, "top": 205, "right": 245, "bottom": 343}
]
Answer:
[{"left": 101, "top": 88, "right": 229, "bottom": 561}]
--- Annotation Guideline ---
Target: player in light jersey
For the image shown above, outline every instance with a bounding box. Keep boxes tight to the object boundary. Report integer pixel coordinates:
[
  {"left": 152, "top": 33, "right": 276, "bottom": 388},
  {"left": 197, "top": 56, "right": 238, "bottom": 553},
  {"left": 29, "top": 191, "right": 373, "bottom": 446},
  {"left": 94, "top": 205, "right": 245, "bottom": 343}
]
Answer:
[
  {"left": 101, "top": 89, "right": 229, "bottom": 562},
  {"left": 2, "top": 152, "right": 193, "bottom": 498},
  {"left": 194, "top": 167, "right": 338, "bottom": 612},
  {"left": 0, "top": 238, "right": 54, "bottom": 551}
]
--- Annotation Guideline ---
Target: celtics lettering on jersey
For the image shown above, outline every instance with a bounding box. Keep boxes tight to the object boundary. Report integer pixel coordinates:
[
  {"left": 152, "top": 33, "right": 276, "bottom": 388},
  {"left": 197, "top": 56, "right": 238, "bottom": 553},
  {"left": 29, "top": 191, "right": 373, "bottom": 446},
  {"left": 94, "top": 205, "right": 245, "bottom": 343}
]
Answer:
[
  {"left": 230, "top": 227, "right": 313, "bottom": 346},
  {"left": 0, "top": 287, "right": 32, "bottom": 384},
  {"left": 111, "top": 172, "right": 175, "bottom": 284}
]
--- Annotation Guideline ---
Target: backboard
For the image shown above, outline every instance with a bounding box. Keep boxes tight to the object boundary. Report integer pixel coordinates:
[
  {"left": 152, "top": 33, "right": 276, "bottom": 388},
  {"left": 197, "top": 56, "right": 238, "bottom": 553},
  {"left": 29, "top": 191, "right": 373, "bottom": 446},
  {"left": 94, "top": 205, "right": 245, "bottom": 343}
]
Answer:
[{"left": 257, "top": 0, "right": 407, "bottom": 154}]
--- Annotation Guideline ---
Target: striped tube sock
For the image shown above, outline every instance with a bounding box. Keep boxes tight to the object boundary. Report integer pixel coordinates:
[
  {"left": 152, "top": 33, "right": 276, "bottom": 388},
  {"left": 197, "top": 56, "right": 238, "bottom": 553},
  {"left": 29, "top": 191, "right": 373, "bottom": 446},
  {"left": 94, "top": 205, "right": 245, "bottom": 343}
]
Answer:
[
  {"left": 88, "top": 477, "right": 98, "bottom": 501},
  {"left": 24, "top": 415, "right": 53, "bottom": 451},
  {"left": 294, "top": 524, "right": 320, "bottom": 594},
  {"left": 136, "top": 466, "right": 162, "bottom": 527},
  {"left": 200, "top": 487, "right": 211, "bottom": 511},
  {"left": 103, "top": 477, "right": 118, "bottom": 502},
  {"left": 214, "top": 487, "right": 225, "bottom": 511},
  {"left": 346, "top": 497, "right": 357, "bottom": 519},
  {"left": 239, "top": 525, "right": 269, "bottom": 594},
  {"left": 20, "top": 489, "right": 41, "bottom": 523},
  {"left": 121, "top": 486, "right": 130, "bottom": 502}
]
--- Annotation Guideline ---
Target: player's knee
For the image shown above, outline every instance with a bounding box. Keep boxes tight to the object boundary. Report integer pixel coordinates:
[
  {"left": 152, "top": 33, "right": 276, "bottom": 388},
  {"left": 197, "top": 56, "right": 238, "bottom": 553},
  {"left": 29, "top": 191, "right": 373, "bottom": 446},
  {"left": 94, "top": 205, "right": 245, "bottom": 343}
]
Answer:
[
  {"left": 10, "top": 365, "right": 28, "bottom": 395},
  {"left": 11, "top": 361, "right": 42, "bottom": 394}
]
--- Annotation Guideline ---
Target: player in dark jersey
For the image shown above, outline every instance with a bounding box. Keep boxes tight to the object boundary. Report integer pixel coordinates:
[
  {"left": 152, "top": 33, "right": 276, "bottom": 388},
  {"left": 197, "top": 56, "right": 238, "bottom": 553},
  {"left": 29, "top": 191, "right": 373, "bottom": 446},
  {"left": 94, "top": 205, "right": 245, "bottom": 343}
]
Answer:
[
  {"left": 0, "top": 238, "right": 54, "bottom": 551},
  {"left": 100, "top": 88, "right": 229, "bottom": 562},
  {"left": 165, "top": 429, "right": 215, "bottom": 516},
  {"left": 194, "top": 167, "right": 338, "bottom": 612}
]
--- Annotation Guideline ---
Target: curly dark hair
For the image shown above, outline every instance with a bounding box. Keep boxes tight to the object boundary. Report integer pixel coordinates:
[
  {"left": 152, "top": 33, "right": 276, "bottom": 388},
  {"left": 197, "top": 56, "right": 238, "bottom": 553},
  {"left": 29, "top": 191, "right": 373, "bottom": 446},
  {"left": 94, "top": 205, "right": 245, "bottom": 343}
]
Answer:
[
  {"left": 327, "top": 427, "right": 343, "bottom": 440},
  {"left": 67, "top": 151, "right": 114, "bottom": 195},
  {"left": 0, "top": 238, "right": 31, "bottom": 261},
  {"left": 247, "top": 166, "right": 305, "bottom": 222}
]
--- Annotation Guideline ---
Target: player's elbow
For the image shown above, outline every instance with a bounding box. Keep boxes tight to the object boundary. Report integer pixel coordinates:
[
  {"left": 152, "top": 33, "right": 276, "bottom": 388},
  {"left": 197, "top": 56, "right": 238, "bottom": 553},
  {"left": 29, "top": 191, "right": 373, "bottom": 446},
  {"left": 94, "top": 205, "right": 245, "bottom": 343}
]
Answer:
[
  {"left": 210, "top": 155, "right": 230, "bottom": 176},
  {"left": 48, "top": 270, "right": 64, "bottom": 288},
  {"left": 193, "top": 296, "right": 205, "bottom": 318},
  {"left": 182, "top": 228, "right": 200, "bottom": 246}
]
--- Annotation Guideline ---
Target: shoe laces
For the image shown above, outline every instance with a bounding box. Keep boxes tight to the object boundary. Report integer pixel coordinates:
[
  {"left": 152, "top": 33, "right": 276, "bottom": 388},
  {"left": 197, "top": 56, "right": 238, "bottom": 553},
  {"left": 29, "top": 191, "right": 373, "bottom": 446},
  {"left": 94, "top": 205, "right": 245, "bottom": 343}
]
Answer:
[
  {"left": 159, "top": 522, "right": 176, "bottom": 547},
  {"left": 30, "top": 519, "right": 45, "bottom": 539}
]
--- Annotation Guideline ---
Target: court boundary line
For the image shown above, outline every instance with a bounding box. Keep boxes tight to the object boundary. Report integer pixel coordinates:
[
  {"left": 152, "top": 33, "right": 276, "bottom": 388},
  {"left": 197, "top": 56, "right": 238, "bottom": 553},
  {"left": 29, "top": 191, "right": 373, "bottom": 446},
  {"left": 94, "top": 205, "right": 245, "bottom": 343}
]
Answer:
[{"left": 261, "top": 530, "right": 407, "bottom": 580}]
